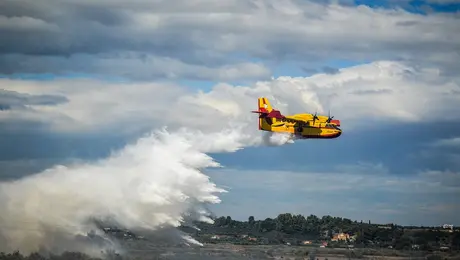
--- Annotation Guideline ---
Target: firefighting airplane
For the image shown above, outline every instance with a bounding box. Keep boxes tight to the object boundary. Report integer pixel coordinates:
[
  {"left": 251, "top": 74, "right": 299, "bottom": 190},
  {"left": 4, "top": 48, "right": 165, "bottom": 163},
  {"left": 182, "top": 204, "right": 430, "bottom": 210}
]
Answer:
[{"left": 251, "top": 97, "right": 342, "bottom": 139}]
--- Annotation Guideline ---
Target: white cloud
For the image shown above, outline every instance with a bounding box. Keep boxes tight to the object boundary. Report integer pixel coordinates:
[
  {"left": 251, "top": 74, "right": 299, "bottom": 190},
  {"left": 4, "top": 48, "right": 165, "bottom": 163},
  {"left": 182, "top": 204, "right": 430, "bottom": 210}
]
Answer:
[
  {"left": 0, "top": 53, "right": 271, "bottom": 82},
  {"left": 2, "top": 0, "right": 460, "bottom": 253},
  {"left": 176, "top": 61, "right": 460, "bottom": 130},
  {"left": 1, "top": 0, "right": 459, "bottom": 79},
  {"left": 1, "top": 60, "right": 459, "bottom": 136},
  {"left": 0, "top": 79, "right": 188, "bottom": 134}
]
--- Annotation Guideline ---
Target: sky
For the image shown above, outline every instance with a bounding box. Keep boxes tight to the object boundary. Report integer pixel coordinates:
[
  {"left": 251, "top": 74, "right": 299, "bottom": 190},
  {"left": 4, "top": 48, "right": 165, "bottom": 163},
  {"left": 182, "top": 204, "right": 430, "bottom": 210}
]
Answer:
[{"left": 1, "top": 0, "right": 460, "bottom": 242}]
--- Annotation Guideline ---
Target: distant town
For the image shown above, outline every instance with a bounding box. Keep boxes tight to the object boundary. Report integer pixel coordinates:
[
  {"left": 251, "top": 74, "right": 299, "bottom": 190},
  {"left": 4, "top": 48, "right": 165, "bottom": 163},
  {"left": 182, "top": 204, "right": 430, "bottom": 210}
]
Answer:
[
  {"left": 178, "top": 214, "right": 459, "bottom": 252},
  {"left": 98, "top": 213, "right": 459, "bottom": 253}
]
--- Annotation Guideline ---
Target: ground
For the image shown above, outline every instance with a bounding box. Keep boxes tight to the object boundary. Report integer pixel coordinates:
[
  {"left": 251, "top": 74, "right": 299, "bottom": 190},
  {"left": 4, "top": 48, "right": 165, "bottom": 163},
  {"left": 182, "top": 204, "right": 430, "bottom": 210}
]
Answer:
[{"left": 117, "top": 241, "right": 454, "bottom": 260}]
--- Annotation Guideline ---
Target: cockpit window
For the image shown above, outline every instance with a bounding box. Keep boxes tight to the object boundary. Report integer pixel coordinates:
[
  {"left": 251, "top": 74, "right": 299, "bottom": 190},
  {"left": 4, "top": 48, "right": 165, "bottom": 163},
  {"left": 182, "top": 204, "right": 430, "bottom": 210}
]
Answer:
[
  {"left": 324, "top": 123, "right": 341, "bottom": 130},
  {"left": 326, "top": 123, "right": 340, "bottom": 130}
]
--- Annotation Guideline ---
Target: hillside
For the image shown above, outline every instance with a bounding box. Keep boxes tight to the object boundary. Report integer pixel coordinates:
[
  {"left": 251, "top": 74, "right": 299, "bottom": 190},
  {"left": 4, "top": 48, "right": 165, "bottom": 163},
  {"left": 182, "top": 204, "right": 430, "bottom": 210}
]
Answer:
[{"left": 180, "top": 213, "right": 460, "bottom": 252}]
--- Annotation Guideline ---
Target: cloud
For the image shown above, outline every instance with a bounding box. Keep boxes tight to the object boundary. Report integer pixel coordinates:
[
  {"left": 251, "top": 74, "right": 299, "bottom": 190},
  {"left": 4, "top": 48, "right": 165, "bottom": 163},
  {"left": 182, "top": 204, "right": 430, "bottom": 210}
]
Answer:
[
  {"left": 419, "top": 170, "right": 460, "bottom": 189},
  {"left": 0, "top": 89, "right": 68, "bottom": 110},
  {"left": 0, "top": 0, "right": 459, "bottom": 80},
  {"left": 430, "top": 136, "right": 460, "bottom": 148},
  {"left": 334, "top": 162, "right": 390, "bottom": 175},
  {"left": 0, "top": 54, "right": 271, "bottom": 82},
  {"left": 1, "top": 0, "right": 459, "bottom": 255},
  {"left": 417, "top": 136, "right": 460, "bottom": 169},
  {"left": 3, "top": 59, "right": 458, "bottom": 253},
  {"left": 0, "top": 15, "right": 59, "bottom": 32},
  {"left": 207, "top": 166, "right": 460, "bottom": 226},
  {"left": 209, "top": 166, "right": 460, "bottom": 195},
  {"left": 1, "top": 60, "right": 459, "bottom": 136},
  {"left": 0, "top": 78, "right": 187, "bottom": 134},
  {"left": 349, "top": 89, "right": 393, "bottom": 95}
]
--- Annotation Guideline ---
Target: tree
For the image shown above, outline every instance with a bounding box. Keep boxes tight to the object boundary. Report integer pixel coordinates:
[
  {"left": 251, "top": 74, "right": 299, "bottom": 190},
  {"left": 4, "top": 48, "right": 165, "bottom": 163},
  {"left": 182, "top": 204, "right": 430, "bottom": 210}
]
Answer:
[
  {"left": 192, "top": 213, "right": 459, "bottom": 250},
  {"left": 394, "top": 234, "right": 412, "bottom": 250},
  {"left": 214, "top": 216, "right": 226, "bottom": 226},
  {"left": 452, "top": 232, "right": 460, "bottom": 250},
  {"left": 225, "top": 216, "right": 232, "bottom": 226}
]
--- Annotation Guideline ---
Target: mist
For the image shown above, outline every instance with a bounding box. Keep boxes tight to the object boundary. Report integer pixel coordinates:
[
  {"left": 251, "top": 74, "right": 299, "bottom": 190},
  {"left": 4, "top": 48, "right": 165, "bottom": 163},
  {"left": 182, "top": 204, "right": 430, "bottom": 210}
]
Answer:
[{"left": 0, "top": 126, "right": 292, "bottom": 256}]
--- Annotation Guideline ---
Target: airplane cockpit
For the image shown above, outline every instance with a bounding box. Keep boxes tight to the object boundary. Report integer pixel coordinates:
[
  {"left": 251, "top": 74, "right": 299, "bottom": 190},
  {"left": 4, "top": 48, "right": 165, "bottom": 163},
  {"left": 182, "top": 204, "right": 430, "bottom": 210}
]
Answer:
[{"left": 325, "top": 123, "right": 341, "bottom": 130}]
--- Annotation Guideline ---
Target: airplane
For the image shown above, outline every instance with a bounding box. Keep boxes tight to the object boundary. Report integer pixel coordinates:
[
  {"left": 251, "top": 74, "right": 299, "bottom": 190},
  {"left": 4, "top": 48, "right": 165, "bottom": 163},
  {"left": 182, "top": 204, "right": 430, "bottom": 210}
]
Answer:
[{"left": 251, "top": 97, "right": 342, "bottom": 139}]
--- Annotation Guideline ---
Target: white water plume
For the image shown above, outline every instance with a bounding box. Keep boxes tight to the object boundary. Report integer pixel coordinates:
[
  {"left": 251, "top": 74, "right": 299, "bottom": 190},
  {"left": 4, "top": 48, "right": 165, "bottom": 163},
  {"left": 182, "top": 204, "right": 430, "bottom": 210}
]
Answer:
[
  {"left": 0, "top": 124, "right": 294, "bottom": 256},
  {"left": 0, "top": 129, "right": 225, "bottom": 255},
  {"left": 262, "top": 131, "right": 295, "bottom": 146}
]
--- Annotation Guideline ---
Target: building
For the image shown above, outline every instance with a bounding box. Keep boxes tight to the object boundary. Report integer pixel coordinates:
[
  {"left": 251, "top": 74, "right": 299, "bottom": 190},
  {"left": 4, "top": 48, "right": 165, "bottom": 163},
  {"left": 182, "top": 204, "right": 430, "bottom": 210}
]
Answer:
[
  {"left": 331, "top": 232, "right": 350, "bottom": 241},
  {"left": 442, "top": 224, "right": 453, "bottom": 230}
]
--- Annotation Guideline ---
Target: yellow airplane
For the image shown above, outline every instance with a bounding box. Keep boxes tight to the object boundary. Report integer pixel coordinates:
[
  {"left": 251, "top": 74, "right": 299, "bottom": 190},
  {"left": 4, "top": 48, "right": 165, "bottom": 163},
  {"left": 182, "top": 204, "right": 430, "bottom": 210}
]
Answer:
[{"left": 251, "top": 97, "right": 342, "bottom": 139}]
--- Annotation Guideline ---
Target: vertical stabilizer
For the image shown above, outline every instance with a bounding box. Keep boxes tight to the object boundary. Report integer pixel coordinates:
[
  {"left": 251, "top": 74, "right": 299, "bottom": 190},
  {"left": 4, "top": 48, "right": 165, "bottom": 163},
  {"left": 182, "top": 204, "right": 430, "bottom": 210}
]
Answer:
[
  {"left": 252, "top": 97, "right": 275, "bottom": 130},
  {"left": 257, "top": 97, "right": 273, "bottom": 113}
]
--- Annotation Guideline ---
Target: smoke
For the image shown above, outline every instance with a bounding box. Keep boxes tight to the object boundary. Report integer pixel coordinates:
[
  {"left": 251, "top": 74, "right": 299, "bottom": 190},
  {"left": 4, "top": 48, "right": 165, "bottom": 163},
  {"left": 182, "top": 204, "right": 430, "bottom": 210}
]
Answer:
[{"left": 0, "top": 125, "right": 293, "bottom": 256}]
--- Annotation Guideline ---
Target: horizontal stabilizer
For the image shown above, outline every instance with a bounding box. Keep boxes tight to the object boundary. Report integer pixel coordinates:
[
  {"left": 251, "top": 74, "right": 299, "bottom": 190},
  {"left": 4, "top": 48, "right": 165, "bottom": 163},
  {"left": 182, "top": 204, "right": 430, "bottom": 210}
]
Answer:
[{"left": 251, "top": 108, "right": 269, "bottom": 114}]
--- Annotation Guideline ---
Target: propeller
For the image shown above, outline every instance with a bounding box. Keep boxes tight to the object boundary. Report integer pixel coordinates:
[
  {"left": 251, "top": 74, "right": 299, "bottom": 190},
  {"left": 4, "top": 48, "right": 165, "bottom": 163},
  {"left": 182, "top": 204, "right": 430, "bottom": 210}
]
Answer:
[
  {"left": 311, "top": 111, "right": 318, "bottom": 124},
  {"left": 326, "top": 110, "right": 334, "bottom": 123},
  {"left": 313, "top": 111, "right": 319, "bottom": 121}
]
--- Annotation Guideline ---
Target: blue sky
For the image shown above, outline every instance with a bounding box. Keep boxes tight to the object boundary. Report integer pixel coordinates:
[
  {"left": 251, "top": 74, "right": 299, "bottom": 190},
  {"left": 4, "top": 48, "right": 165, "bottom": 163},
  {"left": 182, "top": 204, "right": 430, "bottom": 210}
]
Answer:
[
  {"left": 354, "top": 0, "right": 460, "bottom": 13},
  {"left": 1, "top": 0, "right": 460, "bottom": 229}
]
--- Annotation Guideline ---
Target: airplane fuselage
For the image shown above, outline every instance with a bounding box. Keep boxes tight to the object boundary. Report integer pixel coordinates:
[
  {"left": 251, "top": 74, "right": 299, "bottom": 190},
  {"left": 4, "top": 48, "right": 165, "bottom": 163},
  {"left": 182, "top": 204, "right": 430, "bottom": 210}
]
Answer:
[
  {"left": 259, "top": 113, "right": 342, "bottom": 139},
  {"left": 253, "top": 97, "right": 342, "bottom": 139}
]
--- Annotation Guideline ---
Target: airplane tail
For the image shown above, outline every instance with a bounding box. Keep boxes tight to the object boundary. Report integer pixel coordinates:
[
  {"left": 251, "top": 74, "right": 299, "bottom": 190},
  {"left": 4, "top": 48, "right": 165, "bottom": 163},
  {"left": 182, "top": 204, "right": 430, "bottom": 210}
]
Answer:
[
  {"left": 252, "top": 97, "right": 275, "bottom": 130},
  {"left": 256, "top": 97, "right": 273, "bottom": 113}
]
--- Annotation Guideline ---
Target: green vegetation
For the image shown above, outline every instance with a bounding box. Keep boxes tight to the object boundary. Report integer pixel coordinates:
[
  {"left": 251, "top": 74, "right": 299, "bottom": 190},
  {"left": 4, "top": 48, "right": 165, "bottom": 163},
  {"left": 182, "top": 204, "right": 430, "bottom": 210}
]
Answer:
[
  {"left": 1, "top": 213, "right": 459, "bottom": 259},
  {"left": 184, "top": 213, "right": 460, "bottom": 252}
]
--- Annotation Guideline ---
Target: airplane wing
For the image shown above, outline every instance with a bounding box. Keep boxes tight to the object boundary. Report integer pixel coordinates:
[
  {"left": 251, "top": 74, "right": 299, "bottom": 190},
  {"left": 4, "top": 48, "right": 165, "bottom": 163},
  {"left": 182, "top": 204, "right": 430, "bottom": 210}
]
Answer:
[{"left": 284, "top": 115, "right": 312, "bottom": 124}]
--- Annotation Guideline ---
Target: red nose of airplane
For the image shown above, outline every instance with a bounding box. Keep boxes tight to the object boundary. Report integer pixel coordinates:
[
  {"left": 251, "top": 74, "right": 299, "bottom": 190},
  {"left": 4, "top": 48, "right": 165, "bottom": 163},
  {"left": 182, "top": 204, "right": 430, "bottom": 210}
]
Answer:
[{"left": 330, "top": 119, "right": 341, "bottom": 127}]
